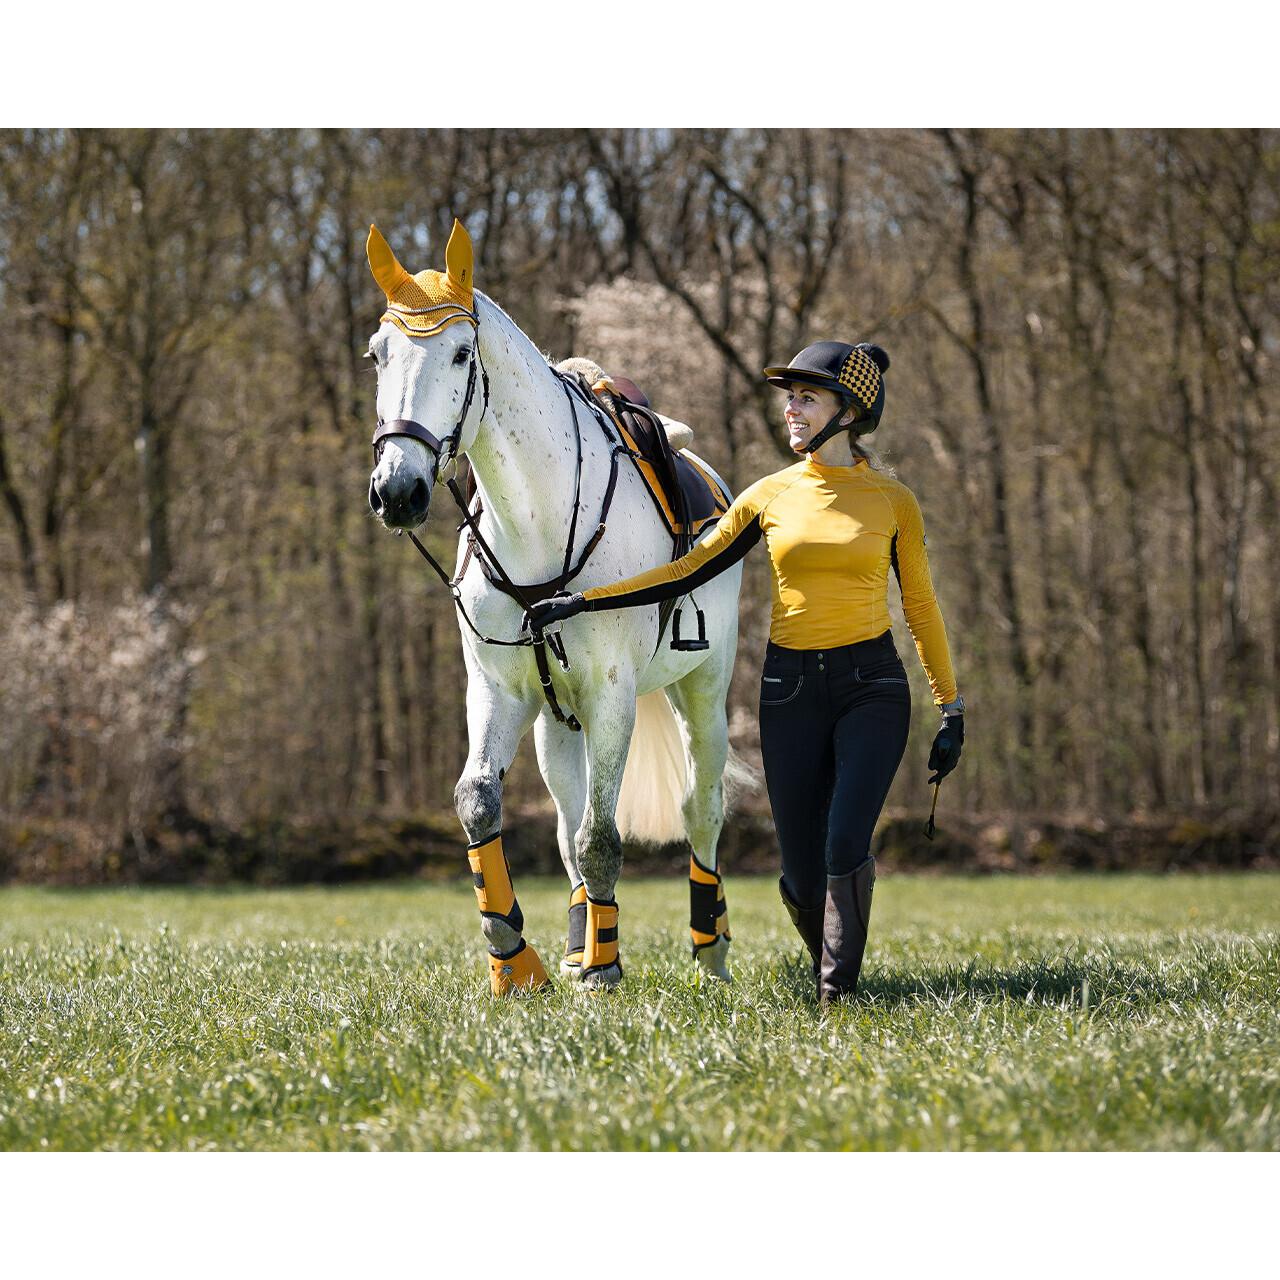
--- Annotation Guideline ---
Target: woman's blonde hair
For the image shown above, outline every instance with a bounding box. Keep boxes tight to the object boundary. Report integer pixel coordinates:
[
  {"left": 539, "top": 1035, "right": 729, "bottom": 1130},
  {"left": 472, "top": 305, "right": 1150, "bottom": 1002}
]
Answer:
[{"left": 849, "top": 427, "right": 894, "bottom": 477}]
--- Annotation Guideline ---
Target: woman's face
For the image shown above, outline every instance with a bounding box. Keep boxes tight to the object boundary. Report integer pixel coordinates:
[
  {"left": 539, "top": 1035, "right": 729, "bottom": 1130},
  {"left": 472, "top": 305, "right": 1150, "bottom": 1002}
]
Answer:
[{"left": 781, "top": 383, "right": 850, "bottom": 455}]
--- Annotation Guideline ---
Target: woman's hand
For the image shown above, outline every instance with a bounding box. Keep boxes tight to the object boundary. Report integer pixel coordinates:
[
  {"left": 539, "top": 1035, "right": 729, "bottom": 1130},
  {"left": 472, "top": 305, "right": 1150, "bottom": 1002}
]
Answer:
[
  {"left": 522, "top": 591, "right": 587, "bottom": 633},
  {"left": 927, "top": 714, "right": 964, "bottom": 784}
]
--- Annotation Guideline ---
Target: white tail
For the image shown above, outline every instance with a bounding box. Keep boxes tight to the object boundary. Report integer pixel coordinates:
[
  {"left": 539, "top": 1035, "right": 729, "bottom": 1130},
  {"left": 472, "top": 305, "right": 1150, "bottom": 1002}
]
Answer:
[
  {"left": 615, "top": 691, "right": 688, "bottom": 844},
  {"left": 615, "top": 690, "right": 760, "bottom": 845}
]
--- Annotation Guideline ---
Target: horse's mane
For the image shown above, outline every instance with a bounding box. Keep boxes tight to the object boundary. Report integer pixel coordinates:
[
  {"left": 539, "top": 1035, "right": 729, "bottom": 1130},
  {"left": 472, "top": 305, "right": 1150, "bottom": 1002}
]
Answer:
[{"left": 474, "top": 292, "right": 696, "bottom": 451}]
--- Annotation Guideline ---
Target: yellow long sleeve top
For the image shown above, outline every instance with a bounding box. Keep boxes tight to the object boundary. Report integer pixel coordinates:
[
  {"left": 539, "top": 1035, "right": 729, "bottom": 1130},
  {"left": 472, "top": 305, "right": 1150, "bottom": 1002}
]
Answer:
[{"left": 584, "top": 454, "right": 958, "bottom": 706}]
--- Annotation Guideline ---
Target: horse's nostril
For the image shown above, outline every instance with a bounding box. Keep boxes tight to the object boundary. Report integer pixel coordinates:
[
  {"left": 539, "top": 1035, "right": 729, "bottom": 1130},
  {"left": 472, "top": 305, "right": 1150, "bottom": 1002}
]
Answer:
[
  {"left": 409, "top": 477, "right": 429, "bottom": 516},
  {"left": 368, "top": 479, "right": 383, "bottom": 514}
]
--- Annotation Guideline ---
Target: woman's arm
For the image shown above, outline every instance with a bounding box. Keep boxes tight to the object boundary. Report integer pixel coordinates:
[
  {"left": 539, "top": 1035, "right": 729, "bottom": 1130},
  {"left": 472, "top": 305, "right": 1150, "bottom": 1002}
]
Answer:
[
  {"left": 891, "top": 486, "right": 958, "bottom": 707},
  {"left": 581, "top": 504, "right": 763, "bottom": 610},
  {"left": 522, "top": 473, "right": 785, "bottom": 630}
]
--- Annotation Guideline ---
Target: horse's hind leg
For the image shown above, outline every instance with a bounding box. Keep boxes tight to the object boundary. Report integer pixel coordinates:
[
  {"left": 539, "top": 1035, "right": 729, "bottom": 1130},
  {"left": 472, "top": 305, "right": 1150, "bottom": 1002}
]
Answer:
[
  {"left": 668, "top": 666, "right": 733, "bottom": 982},
  {"left": 455, "top": 683, "right": 548, "bottom": 996},
  {"left": 533, "top": 709, "right": 589, "bottom": 978}
]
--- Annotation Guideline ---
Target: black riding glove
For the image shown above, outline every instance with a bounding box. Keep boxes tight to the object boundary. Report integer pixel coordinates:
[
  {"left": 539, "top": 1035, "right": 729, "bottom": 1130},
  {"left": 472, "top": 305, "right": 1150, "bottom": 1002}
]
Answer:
[
  {"left": 927, "top": 713, "right": 964, "bottom": 785},
  {"left": 522, "top": 591, "right": 588, "bottom": 633}
]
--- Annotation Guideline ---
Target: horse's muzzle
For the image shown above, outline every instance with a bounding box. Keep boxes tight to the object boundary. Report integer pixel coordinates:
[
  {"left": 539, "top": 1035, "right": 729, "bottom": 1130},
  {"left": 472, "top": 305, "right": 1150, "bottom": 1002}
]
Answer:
[{"left": 369, "top": 469, "right": 432, "bottom": 528}]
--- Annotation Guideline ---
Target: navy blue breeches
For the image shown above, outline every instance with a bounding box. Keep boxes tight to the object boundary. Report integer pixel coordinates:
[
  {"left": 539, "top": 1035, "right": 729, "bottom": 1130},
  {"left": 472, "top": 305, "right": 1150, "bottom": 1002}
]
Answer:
[{"left": 758, "top": 630, "right": 912, "bottom": 908}]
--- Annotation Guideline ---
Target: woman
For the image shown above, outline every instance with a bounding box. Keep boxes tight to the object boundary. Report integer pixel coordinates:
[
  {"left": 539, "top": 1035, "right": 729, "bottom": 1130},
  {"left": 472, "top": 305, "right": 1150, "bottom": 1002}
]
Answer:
[{"left": 525, "top": 342, "right": 964, "bottom": 1002}]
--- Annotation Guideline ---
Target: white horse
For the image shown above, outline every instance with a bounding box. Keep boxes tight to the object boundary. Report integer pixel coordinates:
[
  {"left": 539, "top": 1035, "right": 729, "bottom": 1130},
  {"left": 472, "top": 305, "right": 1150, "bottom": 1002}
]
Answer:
[{"left": 365, "top": 219, "right": 742, "bottom": 993}]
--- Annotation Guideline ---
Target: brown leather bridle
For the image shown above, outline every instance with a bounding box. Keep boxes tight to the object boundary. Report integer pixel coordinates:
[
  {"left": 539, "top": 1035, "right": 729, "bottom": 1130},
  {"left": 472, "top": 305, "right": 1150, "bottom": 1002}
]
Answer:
[{"left": 372, "top": 327, "right": 628, "bottom": 733}]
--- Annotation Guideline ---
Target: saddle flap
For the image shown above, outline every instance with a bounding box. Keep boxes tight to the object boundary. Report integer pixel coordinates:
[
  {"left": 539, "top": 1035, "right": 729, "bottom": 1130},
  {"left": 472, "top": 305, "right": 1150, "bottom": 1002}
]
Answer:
[
  {"left": 673, "top": 451, "right": 729, "bottom": 529},
  {"left": 612, "top": 402, "right": 729, "bottom": 541}
]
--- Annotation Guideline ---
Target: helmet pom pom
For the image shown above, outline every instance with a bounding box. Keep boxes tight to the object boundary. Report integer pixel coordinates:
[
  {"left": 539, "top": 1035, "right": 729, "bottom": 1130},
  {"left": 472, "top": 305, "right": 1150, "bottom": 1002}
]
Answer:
[{"left": 855, "top": 342, "right": 890, "bottom": 374}]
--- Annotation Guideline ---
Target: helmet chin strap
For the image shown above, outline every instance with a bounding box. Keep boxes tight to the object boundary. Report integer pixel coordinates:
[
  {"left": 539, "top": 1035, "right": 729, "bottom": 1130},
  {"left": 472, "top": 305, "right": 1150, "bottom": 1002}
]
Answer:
[{"left": 801, "top": 404, "right": 855, "bottom": 454}]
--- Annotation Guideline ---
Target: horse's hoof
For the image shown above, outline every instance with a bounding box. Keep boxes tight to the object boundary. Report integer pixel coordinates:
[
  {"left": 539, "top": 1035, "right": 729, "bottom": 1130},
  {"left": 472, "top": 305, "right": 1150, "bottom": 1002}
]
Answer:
[
  {"left": 693, "top": 936, "right": 732, "bottom": 983},
  {"left": 578, "top": 962, "right": 623, "bottom": 991},
  {"left": 559, "top": 957, "right": 583, "bottom": 979}
]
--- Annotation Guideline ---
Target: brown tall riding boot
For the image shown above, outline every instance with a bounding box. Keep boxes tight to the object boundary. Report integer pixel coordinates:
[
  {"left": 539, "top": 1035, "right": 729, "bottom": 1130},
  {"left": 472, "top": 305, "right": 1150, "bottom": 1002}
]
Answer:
[
  {"left": 778, "top": 877, "right": 825, "bottom": 982},
  {"left": 819, "top": 857, "right": 876, "bottom": 1006}
]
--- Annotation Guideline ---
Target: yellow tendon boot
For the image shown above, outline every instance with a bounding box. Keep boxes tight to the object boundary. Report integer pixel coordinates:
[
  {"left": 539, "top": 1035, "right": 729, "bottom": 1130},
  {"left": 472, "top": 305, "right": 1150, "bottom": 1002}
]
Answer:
[
  {"left": 469, "top": 832, "right": 549, "bottom": 996},
  {"left": 467, "top": 833, "right": 523, "bottom": 932},
  {"left": 561, "top": 883, "right": 588, "bottom": 975},
  {"left": 689, "top": 854, "right": 730, "bottom": 957},
  {"left": 487, "top": 939, "right": 551, "bottom": 997},
  {"left": 581, "top": 896, "right": 621, "bottom": 979}
]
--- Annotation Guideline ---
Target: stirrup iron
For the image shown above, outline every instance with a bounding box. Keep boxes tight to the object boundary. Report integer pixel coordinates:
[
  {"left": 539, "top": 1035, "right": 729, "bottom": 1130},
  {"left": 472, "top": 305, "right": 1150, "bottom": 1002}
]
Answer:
[{"left": 671, "top": 598, "right": 709, "bottom": 652}]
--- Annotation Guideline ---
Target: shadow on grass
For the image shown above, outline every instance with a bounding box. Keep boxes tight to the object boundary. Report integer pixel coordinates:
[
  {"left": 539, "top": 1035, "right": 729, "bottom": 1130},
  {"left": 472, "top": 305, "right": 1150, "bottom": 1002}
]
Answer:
[
  {"left": 864, "top": 957, "right": 1191, "bottom": 1007},
  {"left": 767, "top": 954, "right": 1194, "bottom": 1009}
]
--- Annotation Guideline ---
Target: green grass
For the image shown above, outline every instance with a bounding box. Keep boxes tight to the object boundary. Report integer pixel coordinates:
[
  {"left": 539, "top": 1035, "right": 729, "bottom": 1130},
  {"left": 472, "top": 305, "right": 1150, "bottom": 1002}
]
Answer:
[{"left": 1, "top": 874, "right": 1277, "bottom": 1150}]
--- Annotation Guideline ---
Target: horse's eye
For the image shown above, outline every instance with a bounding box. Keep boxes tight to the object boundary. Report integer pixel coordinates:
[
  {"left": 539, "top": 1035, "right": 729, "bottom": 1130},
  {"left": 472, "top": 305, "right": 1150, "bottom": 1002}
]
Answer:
[{"left": 453, "top": 346, "right": 471, "bottom": 366}]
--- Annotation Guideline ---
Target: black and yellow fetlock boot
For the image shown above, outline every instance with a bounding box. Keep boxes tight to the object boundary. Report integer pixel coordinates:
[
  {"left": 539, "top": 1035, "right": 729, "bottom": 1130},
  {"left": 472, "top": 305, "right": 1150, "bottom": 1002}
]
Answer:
[
  {"left": 690, "top": 854, "right": 731, "bottom": 980},
  {"left": 819, "top": 856, "right": 876, "bottom": 1006},
  {"left": 580, "top": 895, "right": 622, "bottom": 989},
  {"left": 778, "top": 877, "right": 824, "bottom": 985},
  {"left": 560, "top": 883, "right": 588, "bottom": 977},
  {"left": 468, "top": 832, "right": 551, "bottom": 996}
]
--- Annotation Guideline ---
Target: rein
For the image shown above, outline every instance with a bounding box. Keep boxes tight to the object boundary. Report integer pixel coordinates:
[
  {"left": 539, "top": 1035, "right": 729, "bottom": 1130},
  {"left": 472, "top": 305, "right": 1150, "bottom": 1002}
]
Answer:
[{"left": 373, "top": 327, "right": 629, "bottom": 734}]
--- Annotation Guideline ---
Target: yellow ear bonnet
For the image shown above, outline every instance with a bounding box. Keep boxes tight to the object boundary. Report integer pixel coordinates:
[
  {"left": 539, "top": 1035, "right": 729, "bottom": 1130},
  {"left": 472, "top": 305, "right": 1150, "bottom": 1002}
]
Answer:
[
  {"left": 366, "top": 224, "right": 413, "bottom": 298},
  {"left": 366, "top": 219, "right": 477, "bottom": 339},
  {"left": 444, "top": 219, "right": 473, "bottom": 294}
]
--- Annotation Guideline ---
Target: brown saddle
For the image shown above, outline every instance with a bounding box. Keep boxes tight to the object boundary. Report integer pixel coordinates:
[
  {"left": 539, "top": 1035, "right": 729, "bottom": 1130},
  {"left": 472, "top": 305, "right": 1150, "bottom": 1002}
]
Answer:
[{"left": 591, "top": 379, "right": 730, "bottom": 557}]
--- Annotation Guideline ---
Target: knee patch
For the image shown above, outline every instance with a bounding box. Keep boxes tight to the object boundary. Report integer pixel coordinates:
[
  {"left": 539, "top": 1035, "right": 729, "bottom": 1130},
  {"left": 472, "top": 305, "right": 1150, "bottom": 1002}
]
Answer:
[
  {"left": 689, "top": 854, "right": 730, "bottom": 953},
  {"left": 468, "top": 833, "right": 523, "bottom": 932},
  {"left": 582, "top": 896, "right": 620, "bottom": 974},
  {"left": 564, "top": 883, "right": 588, "bottom": 965},
  {"left": 488, "top": 939, "right": 551, "bottom": 996}
]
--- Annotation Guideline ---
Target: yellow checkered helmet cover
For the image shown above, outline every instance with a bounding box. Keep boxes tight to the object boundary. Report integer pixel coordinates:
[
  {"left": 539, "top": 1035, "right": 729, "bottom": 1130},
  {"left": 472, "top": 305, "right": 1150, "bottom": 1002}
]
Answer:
[
  {"left": 366, "top": 219, "right": 477, "bottom": 338},
  {"left": 836, "top": 346, "right": 881, "bottom": 411}
]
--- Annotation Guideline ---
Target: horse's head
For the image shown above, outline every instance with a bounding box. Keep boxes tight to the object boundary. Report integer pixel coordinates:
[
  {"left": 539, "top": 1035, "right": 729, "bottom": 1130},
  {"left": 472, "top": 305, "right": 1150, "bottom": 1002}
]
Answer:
[{"left": 365, "top": 220, "right": 485, "bottom": 529}]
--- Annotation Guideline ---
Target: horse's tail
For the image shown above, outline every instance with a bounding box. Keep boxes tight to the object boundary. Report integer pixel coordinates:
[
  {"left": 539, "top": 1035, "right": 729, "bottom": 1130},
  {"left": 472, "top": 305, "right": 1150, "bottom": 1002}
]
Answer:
[
  {"left": 615, "top": 691, "right": 759, "bottom": 845},
  {"left": 615, "top": 691, "right": 689, "bottom": 845}
]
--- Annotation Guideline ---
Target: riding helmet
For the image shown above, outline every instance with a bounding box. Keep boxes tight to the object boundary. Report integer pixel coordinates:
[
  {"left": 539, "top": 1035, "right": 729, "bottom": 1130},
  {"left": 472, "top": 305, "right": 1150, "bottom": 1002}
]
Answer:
[{"left": 763, "top": 341, "right": 890, "bottom": 432}]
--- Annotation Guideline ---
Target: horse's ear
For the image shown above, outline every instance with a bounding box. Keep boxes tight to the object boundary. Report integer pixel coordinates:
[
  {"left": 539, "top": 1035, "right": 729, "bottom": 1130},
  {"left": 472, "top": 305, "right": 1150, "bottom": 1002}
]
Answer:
[
  {"left": 367, "top": 224, "right": 412, "bottom": 299},
  {"left": 445, "top": 219, "right": 474, "bottom": 297}
]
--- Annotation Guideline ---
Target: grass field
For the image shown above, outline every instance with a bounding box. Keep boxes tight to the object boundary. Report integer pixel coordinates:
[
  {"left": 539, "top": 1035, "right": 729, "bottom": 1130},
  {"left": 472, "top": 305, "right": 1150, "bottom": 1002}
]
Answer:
[{"left": 1, "top": 873, "right": 1277, "bottom": 1151}]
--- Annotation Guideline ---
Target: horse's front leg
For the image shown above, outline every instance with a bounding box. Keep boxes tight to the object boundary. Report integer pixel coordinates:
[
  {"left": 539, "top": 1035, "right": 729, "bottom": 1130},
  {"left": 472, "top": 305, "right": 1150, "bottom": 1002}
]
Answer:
[
  {"left": 574, "top": 689, "right": 637, "bottom": 990},
  {"left": 533, "top": 709, "right": 589, "bottom": 977},
  {"left": 455, "top": 680, "right": 546, "bottom": 996}
]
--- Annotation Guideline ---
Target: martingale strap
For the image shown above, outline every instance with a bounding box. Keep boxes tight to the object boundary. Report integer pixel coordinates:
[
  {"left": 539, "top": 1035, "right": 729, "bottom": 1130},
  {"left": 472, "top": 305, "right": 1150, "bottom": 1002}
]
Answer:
[{"left": 471, "top": 441, "right": 625, "bottom": 603}]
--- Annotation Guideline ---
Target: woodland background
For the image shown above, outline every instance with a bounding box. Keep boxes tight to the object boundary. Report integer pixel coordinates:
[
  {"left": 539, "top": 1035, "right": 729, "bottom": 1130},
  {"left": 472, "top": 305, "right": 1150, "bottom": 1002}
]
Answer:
[{"left": 0, "top": 128, "right": 1276, "bottom": 882}]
